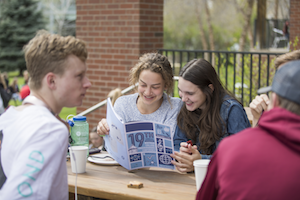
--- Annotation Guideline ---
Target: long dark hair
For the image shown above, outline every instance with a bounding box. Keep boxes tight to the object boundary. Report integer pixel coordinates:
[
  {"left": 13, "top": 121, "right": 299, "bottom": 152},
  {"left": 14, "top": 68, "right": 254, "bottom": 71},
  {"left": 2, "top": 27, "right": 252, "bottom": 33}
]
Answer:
[{"left": 177, "top": 59, "right": 237, "bottom": 154}]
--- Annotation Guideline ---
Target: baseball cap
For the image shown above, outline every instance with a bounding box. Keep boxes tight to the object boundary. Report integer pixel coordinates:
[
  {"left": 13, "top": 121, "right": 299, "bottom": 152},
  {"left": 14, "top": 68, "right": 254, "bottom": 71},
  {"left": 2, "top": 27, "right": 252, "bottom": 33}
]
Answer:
[{"left": 257, "top": 60, "right": 300, "bottom": 105}]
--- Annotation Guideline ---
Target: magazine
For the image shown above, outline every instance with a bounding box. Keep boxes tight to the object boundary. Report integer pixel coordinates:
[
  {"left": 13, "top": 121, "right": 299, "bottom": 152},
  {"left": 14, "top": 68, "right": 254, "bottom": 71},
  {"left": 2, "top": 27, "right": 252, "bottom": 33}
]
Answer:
[{"left": 104, "top": 98, "right": 175, "bottom": 170}]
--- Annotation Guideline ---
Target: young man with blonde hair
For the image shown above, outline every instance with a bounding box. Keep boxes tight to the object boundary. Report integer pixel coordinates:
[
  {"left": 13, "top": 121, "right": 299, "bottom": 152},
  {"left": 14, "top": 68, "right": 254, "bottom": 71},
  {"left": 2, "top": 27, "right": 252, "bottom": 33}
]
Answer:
[
  {"left": 197, "top": 60, "right": 300, "bottom": 200},
  {"left": 0, "top": 30, "right": 91, "bottom": 199}
]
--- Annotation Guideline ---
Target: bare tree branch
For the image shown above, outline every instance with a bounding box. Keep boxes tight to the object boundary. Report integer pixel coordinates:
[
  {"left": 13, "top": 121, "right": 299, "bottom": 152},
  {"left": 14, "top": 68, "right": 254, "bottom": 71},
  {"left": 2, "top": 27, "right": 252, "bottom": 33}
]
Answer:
[
  {"left": 239, "top": 0, "right": 254, "bottom": 51},
  {"left": 203, "top": 0, "right": 214, "bottom": 51},
  {"left": 194, "top": 0, "right": 208, "bottom": 50}
]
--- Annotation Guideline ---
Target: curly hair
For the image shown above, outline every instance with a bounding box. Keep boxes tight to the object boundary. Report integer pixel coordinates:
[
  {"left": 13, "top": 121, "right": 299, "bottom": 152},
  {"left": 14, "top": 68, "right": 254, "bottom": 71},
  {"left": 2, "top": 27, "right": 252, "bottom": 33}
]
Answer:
[
  {"left": 23, "top": 30, "right": 87, "bottom": 90},
  {"left": 274, "top": 50, "right": 300, "bottom": 69},
  {"left": 130, "top": 53, "right": 174, "bottom": 102}
]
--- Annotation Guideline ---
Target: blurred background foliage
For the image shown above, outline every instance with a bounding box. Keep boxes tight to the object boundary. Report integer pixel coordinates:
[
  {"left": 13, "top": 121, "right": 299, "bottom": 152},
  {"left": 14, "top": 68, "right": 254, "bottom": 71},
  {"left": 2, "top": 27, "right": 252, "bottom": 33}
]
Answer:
[
  {"left": 164, "top": 0, "right": 289, "bottom": 51},
  {"left": 0, "top": 0, "right": 45, "bottom": 75}
]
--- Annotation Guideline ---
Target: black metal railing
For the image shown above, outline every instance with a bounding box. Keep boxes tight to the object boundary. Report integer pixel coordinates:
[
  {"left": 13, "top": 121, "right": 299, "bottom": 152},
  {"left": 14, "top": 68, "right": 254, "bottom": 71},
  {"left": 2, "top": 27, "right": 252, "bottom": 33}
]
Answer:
[{"left": 158, "top": 49, "right": 285, "bottom": 106}]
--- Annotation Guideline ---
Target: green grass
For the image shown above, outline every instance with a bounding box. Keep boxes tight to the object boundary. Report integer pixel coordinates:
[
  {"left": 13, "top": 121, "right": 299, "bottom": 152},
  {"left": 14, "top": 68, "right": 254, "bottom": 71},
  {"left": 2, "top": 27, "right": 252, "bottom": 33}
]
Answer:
[
  {"left": 8, "top": 98, "right": 76, "bottom": 120},
  {"left": 7, "top": 71, "right": 77, "bottom": 119}
]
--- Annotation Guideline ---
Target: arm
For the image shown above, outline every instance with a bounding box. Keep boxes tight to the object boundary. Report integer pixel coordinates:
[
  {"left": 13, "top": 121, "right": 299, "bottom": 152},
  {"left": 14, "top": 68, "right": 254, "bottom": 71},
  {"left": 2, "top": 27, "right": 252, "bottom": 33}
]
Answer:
[
  {"left": 226, "top": 104, "right": 251, "bottom": 134},
  {"left": 202, "top": 103, "right": 251, "bottom": 160},
  {"left": 173, "top": 125, "right": 188, "bottom": 152}
]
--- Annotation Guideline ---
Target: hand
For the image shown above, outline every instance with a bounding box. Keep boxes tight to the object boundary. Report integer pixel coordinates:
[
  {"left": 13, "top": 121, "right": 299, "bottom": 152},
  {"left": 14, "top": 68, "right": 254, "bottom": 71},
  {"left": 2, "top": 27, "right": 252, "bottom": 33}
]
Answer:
[
  {"left": 97, "top": 119, "right": 110, "bottom": 136},
  {"left": 249, "top": 94, "right": 269, "bottom": 127},
  {"left": 171, "top": 142, "right": 201, "bottom": 173}
]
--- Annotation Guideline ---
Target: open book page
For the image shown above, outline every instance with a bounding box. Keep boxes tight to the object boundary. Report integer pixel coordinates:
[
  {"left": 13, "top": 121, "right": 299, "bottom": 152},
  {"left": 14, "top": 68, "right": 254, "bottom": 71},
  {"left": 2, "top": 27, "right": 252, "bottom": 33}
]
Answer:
[{"left": 104, "top": 98, "right": 175, "bottom": 170}]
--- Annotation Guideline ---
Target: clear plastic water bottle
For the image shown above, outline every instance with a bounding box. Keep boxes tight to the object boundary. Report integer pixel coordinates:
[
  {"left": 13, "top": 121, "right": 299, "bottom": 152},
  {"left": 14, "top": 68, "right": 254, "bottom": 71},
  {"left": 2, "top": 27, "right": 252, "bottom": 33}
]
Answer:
[{"left": 70, "top": 116, "right": 89, "bottom": 157}]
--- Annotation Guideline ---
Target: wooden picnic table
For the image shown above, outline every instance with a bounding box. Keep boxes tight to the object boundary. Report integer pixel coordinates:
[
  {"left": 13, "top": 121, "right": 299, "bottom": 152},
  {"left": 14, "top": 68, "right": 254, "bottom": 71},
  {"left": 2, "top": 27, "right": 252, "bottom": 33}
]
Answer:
[{"left": 67, "top": 156, "right": 197, "bottom": 200}]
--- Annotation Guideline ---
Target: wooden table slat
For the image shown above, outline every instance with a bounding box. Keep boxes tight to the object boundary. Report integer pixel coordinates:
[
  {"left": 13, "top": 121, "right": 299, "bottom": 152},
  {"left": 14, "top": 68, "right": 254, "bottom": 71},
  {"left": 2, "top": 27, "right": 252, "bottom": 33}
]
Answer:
[{"left": 67, "top": 158, "right": 197, "bottom": 200}]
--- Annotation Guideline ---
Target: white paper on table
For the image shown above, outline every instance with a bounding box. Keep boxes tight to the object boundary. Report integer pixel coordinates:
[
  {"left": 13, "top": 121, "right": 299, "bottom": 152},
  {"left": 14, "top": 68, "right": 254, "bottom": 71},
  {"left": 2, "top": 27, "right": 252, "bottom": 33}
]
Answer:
[{"left": 104, "top": 98, "right": 175, "bottom": 170}]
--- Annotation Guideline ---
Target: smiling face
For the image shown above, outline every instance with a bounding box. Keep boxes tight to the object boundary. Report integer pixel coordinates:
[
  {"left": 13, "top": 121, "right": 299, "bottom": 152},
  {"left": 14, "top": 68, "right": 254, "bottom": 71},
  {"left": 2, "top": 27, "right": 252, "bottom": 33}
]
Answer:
[
  {"left": 55, "top": 55, "right": 91, "bottom": 108},
  {"left": 178, "top": 77, "right": 207, "bottom": 111},
  {"left": 137, "top": 70, "right": 165, "bottom": 109}
]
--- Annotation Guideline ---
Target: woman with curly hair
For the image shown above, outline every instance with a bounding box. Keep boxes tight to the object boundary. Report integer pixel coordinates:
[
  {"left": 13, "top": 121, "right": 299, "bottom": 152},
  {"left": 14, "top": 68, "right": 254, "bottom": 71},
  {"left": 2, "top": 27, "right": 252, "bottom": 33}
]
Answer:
[{"left": 97, "top": 53, "right": 182, "bottom": 137}]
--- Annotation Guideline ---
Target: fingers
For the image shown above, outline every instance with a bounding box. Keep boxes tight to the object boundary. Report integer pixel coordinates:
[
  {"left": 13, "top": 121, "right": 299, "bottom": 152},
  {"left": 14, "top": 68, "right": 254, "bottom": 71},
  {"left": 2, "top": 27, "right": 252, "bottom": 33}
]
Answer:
[
  {"left": 171, "top": 144, "right": 202, "bottom": 173},
  {"left": 249, "top": 94, "right": 270, "bottom": 118},
  {"left": 172, "top": 161, "right": 191, "bottom": 173},
  {"left": 260, "top": 94, "right": 270, "bottom": 109},
  {"left": 172, "top": 151, "right": 192, "bottom": 162},
  {"left": 97, "top": 119, "right": 110, "bottom": 136},
  {"left": 170, "top": 152, "right": 194, "bottom": 172},
  {"left": 180, "top": 142, "right": 188, "bottom": 147},
  {"left": 180, "top": 145, "right": 192, "bottom": 154}
]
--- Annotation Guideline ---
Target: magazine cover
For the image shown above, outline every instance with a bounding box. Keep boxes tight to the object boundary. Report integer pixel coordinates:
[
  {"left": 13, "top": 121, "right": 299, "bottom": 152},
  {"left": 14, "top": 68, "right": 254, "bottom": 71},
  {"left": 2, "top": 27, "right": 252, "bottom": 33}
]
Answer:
[{"left": 104, "top": 98, "right": 175, "bottom": 170}]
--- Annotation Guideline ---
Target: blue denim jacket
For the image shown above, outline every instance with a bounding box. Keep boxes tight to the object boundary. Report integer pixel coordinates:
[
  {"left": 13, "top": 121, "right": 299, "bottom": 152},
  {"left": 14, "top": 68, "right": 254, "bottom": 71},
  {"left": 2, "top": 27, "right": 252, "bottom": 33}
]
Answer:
[{"left": 173, "top": 97, "right": 251, "bottom": 159}]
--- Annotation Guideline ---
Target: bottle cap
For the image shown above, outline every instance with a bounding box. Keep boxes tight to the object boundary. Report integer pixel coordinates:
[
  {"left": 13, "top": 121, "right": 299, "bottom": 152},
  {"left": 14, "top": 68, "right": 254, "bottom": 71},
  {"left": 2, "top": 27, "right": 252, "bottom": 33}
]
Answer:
[
  {"left": 67, "top": 119, "right": 74, "bottom": 127},
  {"left": 73, "top": 116, "right": 86, "bottom": 122}
]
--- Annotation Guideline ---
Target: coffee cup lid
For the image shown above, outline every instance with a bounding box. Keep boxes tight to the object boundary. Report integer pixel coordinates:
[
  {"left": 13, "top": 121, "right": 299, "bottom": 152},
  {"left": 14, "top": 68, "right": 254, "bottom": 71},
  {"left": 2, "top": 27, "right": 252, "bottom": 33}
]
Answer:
[{"left": 193, "top": 159, "right": 210, "bottom": 167}]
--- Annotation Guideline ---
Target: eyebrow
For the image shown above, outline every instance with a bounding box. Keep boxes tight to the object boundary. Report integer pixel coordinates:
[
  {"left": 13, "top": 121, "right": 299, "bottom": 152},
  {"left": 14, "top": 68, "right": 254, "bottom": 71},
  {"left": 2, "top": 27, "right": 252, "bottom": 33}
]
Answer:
[
  {"left": 178, "top": 86, "right": 195, "bottom": 93},
  {"left": 139, "top": 79, "right": 162, "bottom": 86}
]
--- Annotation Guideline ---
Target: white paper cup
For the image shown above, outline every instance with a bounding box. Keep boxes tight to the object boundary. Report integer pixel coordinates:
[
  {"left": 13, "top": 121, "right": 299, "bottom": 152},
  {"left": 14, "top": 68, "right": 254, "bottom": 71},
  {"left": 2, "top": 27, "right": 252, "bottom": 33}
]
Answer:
[
  {"left": 193, "top": 159, "right": 210, "bottom": 191},
  {"left": 69, "top": 146, "right": 88, "bottom": 173}
]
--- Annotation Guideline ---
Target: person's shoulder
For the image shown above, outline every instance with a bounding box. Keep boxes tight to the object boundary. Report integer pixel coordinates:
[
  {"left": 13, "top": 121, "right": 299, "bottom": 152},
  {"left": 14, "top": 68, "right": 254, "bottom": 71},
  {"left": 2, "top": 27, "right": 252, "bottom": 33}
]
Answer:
[
  {"left": 23, "top": 106, "right": 66, "bottom": 128},
  {"left": 116, "top": 93, "right": 137, "bottom": 102},
  {"left": 114, "top": 93, "right": 137, "bottom": 107},
  {"left": 169, "top": 96, "right": 183, "bottom": 107},
  {"left": 222, "top": 95, "right": 243, "bottom": 109},
  {"left": 170, "top": 96, "right": 181, "bottom": 102}
]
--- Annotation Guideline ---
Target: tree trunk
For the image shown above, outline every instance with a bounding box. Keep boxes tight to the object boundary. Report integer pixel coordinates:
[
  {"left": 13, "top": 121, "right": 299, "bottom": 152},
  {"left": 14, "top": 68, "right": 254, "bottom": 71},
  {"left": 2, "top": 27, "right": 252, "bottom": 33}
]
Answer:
[
  {"left": 256, "top": 0, "right": 267, "bottom": 49},
  {"left": 275, "top": 0, "right": 279, "bottom": 19},
  {"left": 248, "top": 25, "right": 254, "bottom": 50},
  {"left": 204, "top": 0, "right": 214, "bottom": 51},
  {"left": 239, "top": 0, "right": 254, "bottom": 51},
  {"left": 194, "top": 0, "right": 208, "bottom": 50}
]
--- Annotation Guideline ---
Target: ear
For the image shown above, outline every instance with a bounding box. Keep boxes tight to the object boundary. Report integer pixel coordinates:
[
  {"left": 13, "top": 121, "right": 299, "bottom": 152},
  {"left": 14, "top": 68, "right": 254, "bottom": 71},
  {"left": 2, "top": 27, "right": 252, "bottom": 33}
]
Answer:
[
  {"left": 208, "top": 84, "right": 214, "bottom": 92},
  {"left": 45, "top": 72, "right": 57, "bottom": 90}
]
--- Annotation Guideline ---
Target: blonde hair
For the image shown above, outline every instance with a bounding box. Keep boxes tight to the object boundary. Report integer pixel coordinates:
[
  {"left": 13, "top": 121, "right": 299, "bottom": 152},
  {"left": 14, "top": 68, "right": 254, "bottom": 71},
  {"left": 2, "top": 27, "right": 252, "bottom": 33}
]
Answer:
[
  {"left": 9, "top": 77, "right": 18, "bottom": 91},
  {"left": 277, "top": 94, "right": 300, "bottom": 116},
  {"left": 274, "top": 50, "right": 300, "bottom": 69},
  {"left": 0, "top": 74, "right": 7, "bottom": 89},
  {"left": 108, "top": 88, "right": 122, "bottom": 106},
  {"left": 130, "top": 53, "right": 173, "bottom": 100},
  {"left": 23, "top": 30, "right": 87, "bottom": 90}
]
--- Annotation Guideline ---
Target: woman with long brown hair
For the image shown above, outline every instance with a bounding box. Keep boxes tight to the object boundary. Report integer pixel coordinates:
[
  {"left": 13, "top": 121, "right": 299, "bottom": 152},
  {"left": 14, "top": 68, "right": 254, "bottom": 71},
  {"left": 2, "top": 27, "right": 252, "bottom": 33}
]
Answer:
[{"left": 171, "top": 58, "right": 250, "bottom": 172}]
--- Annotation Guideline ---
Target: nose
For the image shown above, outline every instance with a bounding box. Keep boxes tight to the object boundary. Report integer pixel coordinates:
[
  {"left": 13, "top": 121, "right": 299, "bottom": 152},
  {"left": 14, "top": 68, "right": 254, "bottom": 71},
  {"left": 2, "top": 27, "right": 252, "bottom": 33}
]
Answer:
[
  {"left": 181, "top": 94, "right": 188, "bottom": 102},
  {"left": 84, "top": 77, "right": 91, "bottom": 88},
  {"left": 144, "top": 87, "right": 151, "bottom": 95}
]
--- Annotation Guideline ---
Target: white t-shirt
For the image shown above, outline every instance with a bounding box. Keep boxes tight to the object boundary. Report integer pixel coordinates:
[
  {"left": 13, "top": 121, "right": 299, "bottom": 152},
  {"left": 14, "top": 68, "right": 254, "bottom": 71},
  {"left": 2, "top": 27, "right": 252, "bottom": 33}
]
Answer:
[{"left": 0, "top": 105, "right": 68, "bottom": 199}]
